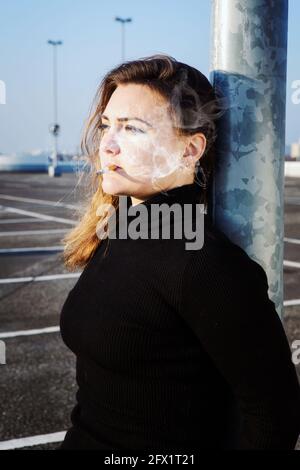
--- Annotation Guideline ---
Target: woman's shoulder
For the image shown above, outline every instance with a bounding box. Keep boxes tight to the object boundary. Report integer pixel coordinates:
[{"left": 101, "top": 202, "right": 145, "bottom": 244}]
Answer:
[
  {"left": 202, "top": 215, "right": 245, "bottom": 259},
  {"left": 197, "top": 215, "right": 269, "bottom": 290}
]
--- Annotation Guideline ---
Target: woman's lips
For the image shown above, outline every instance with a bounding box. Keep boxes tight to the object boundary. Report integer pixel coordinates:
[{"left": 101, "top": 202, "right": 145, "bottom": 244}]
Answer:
[
  {"left": 107, "top": 164, "right": 123, "bottom": 171},
  {"left": 106, "top": 165, "right": 126, "bottom": 176},
  {"left": 97, "top": 164, "right": 123, "bottom": 175}
]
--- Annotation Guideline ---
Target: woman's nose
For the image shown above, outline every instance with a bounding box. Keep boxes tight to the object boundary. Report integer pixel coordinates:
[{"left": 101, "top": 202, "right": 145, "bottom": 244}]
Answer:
[{"left": 101, "top": 132, "right": 121, "bottom": 155}]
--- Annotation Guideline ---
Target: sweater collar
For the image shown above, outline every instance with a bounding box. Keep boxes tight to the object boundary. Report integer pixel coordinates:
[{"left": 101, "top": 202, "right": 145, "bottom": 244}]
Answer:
[
  {"left": 126, "top": 180, "right": 204, "bottom": 210},
  {"left": 107, "top": 180, "right": 206, "bottom": 241}
]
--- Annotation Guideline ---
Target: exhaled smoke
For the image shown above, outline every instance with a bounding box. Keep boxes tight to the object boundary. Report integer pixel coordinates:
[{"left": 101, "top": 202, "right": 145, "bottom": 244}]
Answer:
[{"left": 98, "top": 69, "right": 229, "bottom": 187}]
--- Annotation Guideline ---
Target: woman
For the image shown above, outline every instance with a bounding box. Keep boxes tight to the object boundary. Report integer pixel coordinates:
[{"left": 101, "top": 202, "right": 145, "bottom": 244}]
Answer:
[{"left": 58, "top": 55, "right": 300, "bottom": 450}]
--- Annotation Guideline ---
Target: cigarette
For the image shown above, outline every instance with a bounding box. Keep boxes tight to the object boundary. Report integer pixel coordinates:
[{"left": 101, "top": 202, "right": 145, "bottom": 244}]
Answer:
[{"left": 96, "top": 164, "right": 118, "bottom": 175}]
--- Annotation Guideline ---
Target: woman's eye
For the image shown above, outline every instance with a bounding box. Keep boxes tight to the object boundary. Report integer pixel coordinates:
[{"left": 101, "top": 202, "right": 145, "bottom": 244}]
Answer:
[
  {"left": 125, "top": 125, "right": 145, "bottom": 134},
  {"left": 98, "top": 123, "right": 145, "bottom": 134},
  {"left": 99, "top": 124, "right": 109, "bottom": 131}
]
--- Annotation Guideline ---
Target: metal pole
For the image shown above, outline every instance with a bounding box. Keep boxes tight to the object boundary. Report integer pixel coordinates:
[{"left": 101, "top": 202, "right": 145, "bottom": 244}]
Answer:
[
  {"left": 53, "top": 44, "right": 58, "bottom": 125},
  {"left": 122, "top": 22, "right": 125, "bottom": 62},
  {"left": 52, "top": 44, "right": 58, "bottom": 169},
  {"left": 209, "top": 0, "right": 289, "bottom": 318},
  {"left": 47, "top": 40, "right": 62, "bottom": 177},
  {"left": 115, "top": 17, "right": 132, "bottom": 62}
]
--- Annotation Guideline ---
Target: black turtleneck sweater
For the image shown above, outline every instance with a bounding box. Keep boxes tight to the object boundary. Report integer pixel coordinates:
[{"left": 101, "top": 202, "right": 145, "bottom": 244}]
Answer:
[{"left": 59, "top": 182, "right": 300, "bottom": 450}]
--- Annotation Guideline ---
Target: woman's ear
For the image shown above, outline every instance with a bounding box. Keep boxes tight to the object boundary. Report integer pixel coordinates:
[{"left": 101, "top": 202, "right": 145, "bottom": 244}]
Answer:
[{"left": 182, "top": 133, "right": 207, "bottom": 168}]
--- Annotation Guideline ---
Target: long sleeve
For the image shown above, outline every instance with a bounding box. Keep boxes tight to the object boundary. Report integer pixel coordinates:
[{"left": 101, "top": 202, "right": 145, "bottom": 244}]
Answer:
[{"left": 179, "top": 238, "right": 300, "bottom": 450}]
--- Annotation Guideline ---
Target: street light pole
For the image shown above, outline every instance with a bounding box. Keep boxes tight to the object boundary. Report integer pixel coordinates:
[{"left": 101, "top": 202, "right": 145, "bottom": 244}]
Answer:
[
  {"left": 47, "top": 39, "right": 63, "bottom": 177},
  {"left": 209, "top": 0, "right": 288, "bottom": 318},
  {"left": 115, "top": 17, "right": 132, "bottom": 62}
]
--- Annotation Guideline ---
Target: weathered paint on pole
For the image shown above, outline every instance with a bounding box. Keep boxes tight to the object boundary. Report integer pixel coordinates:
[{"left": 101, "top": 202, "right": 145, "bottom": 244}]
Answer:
[{"left": 208, "top": 0, "right": 289, "bottom": 318}]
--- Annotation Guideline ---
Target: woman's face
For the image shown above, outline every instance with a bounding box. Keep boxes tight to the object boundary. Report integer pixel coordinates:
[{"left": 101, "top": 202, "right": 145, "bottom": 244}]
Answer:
[{"left": 98, "top": 83, "right": 190, "bottom": 201}]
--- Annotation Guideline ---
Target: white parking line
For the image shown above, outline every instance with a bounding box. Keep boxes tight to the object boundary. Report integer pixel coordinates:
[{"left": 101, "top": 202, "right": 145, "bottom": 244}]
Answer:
[
  {"left": 0, "top": 205, "right": 76, "bottom": 225},
  {"left": 0, "top": 218, "right": 50, "bottom": 224},
  {"left": 283, "top": 260, "right": 300, "bottom": 269},
  {"left": 0, "top": 272, "right": 81, "bottom": 284},
  {"left": 0, "top": 246, "right": 64, "bottom": 254},
  {"left": 0, "top": 229, "right": 68, "bottom": 237},
  {"left": 0, "top": 194, "right": 78, "bottom": 210},
  {"left": 0, "top": 431, "right": 66, "bottom": 450},
  {"left": 284, "top": 237, "right": 300, "bottom": 245},
  {"left": 0, "top": 326, "right": 60, "bottom": 339},
  {"left": 284, "top": 299, "right": 300, "bottom": 307}
]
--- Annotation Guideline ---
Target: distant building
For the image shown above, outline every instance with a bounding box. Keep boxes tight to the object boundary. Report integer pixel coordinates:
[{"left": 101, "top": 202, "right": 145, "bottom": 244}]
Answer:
[{"left": 291, "top": 141, "right": 300, "bottom": 160}]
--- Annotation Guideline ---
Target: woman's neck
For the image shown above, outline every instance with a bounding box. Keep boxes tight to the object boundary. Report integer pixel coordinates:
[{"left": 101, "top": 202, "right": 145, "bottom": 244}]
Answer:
[{"left": 130, "top": 172, "right": 194, "bottom": 207}]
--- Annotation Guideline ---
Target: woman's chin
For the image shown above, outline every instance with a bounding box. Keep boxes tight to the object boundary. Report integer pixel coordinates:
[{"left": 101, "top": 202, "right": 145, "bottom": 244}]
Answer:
[{"left": 101, "top": 175, "right": 128, "bottom": 195}]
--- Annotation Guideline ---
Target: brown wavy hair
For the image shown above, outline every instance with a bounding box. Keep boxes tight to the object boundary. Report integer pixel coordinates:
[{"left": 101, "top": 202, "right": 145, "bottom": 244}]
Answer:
[{"left": 62, "top": 54, "right": 226, "bottom": 270}]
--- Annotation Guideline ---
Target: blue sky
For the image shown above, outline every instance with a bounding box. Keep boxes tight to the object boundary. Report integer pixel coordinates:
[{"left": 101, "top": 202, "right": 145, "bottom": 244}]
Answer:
[{"left": 0, "top": 0, "right": 299, "bottom": 154}]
